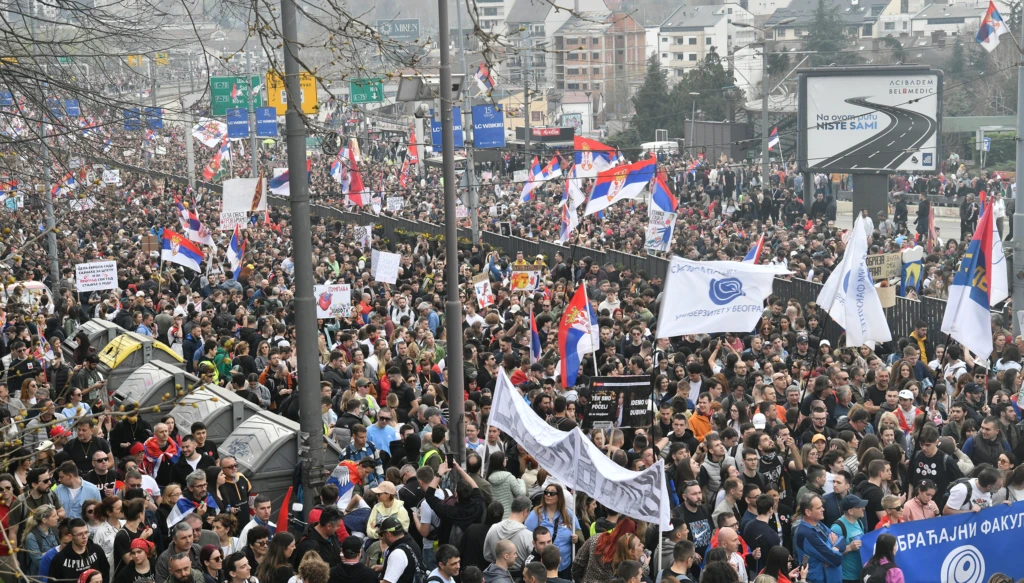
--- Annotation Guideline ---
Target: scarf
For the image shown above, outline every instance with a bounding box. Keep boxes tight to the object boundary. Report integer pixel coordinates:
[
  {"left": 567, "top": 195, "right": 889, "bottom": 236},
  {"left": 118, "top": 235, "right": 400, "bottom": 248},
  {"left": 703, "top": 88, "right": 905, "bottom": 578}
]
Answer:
[{"left": 141, "top": 437, "right": 179, "bottom": 478}]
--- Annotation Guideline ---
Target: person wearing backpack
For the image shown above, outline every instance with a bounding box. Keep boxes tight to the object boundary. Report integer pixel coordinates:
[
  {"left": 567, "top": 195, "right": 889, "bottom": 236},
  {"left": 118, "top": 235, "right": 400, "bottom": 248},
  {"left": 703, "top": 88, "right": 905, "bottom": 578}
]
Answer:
[
  {"left": 793, "top": 494, "right": 845, "bottom": 583},
  {"left": 943, "top": 465, "right": 1003, "bottom": 515},
  {"left": 829, "top": 494, "right": 867, "bottom": 583},
  {"left": 860, "top": 533, "right": 905, "bottom": 583}
]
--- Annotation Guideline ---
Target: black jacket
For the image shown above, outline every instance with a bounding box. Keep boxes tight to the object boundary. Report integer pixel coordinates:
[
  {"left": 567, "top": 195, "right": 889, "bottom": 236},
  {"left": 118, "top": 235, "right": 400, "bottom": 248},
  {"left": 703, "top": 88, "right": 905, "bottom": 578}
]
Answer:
[
  {"left": 109, "top": 418, "right": 154, "bottom": 459},
  {"left": 328, "top": 561, "right": 378, "bottom": 583},
  {"left": 49, "top": 542, "right": 111, "bottom": 583},
  {"left": 423, "top": 485, "right": 486, "bottom": 544},
  {"left": 171, "top": 453, "right": 217, "bottom": 488},
  {"left": 294, "top": 525, "right": 342, "bottom": 570}
]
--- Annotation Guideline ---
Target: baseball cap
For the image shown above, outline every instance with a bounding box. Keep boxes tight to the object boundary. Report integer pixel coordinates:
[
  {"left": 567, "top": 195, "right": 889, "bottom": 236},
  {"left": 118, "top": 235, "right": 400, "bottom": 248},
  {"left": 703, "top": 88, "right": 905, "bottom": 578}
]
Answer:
[
  {"left": 355, "top": 378, "right": 370, "bottom": 388},
  {"left": 898, "top": 389, "right": 914, "bottom": 400},
  {"left": 797, "top": 333, "right": 809, "bottom": 343},
  {"left": 752, "top": 413, "right": 767, "bottom": 430},
  {"left": 371, "top": 481, "right": 398, "bottom": 497},
  {"left": 136, "top": 291, "right": 146, "bottom": 297},
  {"left": 49, "top": 426, "right": 69, "bottom": 439},
  {"left": 36, "top": 440, "right": 54, "bottom": 452},
  {"left": 341, "top": 535, "right": 363, "bottom": 558},
  {"left": 378, "top": 515, "right": 404, "bottom": 534},
  {"left": 840, "top": 494, "right": 869, "bottom": 512},
  {"left": 964, "top": 382, "right": 984, "bottom": 394},
  {"left": 819, "top": 339, "right": 831, "bottom": 347},
  {"left": 812, "top": 433, "right": 826, "bottom": 443}
]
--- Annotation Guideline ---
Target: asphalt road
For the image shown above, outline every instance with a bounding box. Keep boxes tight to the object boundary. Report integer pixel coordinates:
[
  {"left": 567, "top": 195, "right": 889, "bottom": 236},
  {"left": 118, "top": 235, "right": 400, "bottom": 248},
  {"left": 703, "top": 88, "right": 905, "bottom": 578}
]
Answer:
[{"left": 815, "top": 98, "right": 936, "bottom": 172}]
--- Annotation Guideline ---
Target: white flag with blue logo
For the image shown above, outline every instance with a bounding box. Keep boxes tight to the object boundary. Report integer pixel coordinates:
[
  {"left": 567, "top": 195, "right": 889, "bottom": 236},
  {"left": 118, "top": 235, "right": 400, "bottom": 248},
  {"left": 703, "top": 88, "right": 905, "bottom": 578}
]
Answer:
[
  {"left": 655, "top": 257, "right": 790, "bottom": 338},
  {"left": 817, "top": 215, "right": 892, "bottom": 349}
]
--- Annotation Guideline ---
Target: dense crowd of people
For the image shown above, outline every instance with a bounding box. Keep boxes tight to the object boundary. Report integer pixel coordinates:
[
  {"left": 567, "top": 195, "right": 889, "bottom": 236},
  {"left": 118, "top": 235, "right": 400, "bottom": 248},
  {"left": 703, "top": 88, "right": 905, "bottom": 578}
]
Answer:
[{"left": 0, "top": 106, "right": 1020, "bottom": 583}]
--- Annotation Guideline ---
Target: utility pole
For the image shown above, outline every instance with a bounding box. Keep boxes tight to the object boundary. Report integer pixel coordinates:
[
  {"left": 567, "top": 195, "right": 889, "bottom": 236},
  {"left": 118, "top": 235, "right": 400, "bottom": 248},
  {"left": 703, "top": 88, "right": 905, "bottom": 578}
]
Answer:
[
  {"left": 1013, "top": 16, "right": 1024, "bottom": 336},
  {"left": 760, "top": 40, "right": 769, "bottom": 190},
  {"left": 246, "top": 48, "right": 258, "bottom": 178},
  {"left": 149, "top": 59, "right": 157, "bottom": 108},
  {"left": 524, "top": 48, "right": 531, "bottom": 158},
  {"left": 185, "top": 107, "right": 196, "bottom": 190},
  {"left": 455, "top": 4, "right": 479, "bottom": 244},
  {"left": 280, "top": 0, "right": 323, "bottom": 508},
  {"left": 437, "top": 0, "right": 467, "bottom": 465}
]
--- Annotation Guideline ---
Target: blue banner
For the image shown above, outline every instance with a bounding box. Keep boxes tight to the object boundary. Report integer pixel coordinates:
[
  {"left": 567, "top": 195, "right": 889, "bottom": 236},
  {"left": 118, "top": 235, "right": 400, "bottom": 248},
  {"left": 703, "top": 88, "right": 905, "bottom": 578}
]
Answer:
[
  {"left": 255, "top": 107, "right": 278, "bottom": 138},
  {"left": 65, "top": 99, "right": 80, "bottom": 117},
  {"left": 859, "top": 501, "right": 1024, "bottom": 583},
  {"left": 123, "top": 108, "right": 141, "bottom": 131},
  {"left": 472, "top": 104, "right": 505, "bottom": 149},
  {"left": 0, "top": 92, "right": 12, "bottom": 106},
  {"left": 226, "top": 108, "right": 249, "bottom": 139},
  {"left": 145, "top": 107, "right": 163, "bottom": 129},
  {"left": 431, "top": 106, "right": 463, "bottom": 152},
  {"left": 46, "top": 98, "right": 62, "bottom": 117}
]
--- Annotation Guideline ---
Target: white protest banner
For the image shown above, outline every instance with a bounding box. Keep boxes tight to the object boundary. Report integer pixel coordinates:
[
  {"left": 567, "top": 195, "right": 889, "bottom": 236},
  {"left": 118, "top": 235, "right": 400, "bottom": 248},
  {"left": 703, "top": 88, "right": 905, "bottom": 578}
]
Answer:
[
  {"left": 75, "top": 261, "right": 118, "bottom": 292},
  {"left": 370, "top": 249, "right": 401, "bottom": 285},
  {"left": 509, "top": 267, "right": 541, "bottom": 292},
  {"left": 488, "top": 369, "right": 671, "bottom": 528},
  {"left": 456, "top": 205, "right": 469, "bottom": 218},
  {"left": 489, "top": 205, "right": 498, "bottom": 216},
  {"left": 371, "top": 196, "right": 382, "bottom": 215},
  {"left": 69, "top": 196, "right": 98, "bottom": 211},
  {"left": 192, "top": 118, "right": 228, "bottom": 148},
  {"left": 473, "top": 274, "right": 494, "bottom": 309},
  {"left": 354, "top": 225, "right": 372, "bottom": 249},
  {"left": 102, "top": 169, "right": 120, "bottom": 185},
  {"left": 513, "top": 169, "right": 528, "bottom": 183},
  {"left": 644, "top": 210, "right": 677, "bottom": 252},
  {"left": 656, "top": 257, "right": 791, "bottom": 337},
  {"left": 314, "top": 283, "right": 352, "bottom": 318},
  {"left": 0, "top": 194, "right": 23, "bottom": 211},
  {"left": 386, "top": 197, "right": 404, "bottom": 212},
  {"left": 155, "top": 146, "right": 167, "bottom": 156},
  {"left": 122, "top": 149, "right": 135, "bottom": 158},
  {"left": 69, "top": 157, "right": 82, "bottom": 169},
  {"left": 221, "top": 177, "right": 266, "bottom": 230}
]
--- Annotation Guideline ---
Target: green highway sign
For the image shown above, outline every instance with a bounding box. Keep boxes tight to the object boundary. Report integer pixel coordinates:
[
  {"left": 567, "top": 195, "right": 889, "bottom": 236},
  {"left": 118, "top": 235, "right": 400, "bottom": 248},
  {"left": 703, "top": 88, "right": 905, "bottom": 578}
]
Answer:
[
  {"left": 210, "top": 75, "right": 263, "bottom": 116},
  {"left": 57, "top": 56, "right": 75, "bottom": 64},
  {"left": 350, "top": 78, "right": 384, "bottom": 104}
]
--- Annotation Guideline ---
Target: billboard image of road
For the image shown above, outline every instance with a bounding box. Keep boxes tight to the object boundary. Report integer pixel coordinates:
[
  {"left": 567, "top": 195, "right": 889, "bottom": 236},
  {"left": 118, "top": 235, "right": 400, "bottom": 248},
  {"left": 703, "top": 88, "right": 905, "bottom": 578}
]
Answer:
[{"left": 799, "top": 69, "right": 942, "bottom": 173}]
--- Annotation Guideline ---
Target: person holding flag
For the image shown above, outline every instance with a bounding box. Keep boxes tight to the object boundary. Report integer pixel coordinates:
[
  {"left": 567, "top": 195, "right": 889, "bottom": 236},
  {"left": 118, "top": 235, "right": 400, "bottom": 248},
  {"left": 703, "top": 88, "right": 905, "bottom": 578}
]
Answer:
[
  {"left": 521, "top": 156, "right": 544, "bottom": 202},
  {"left": 649, "top": 172, "right": 678, "bottom": 213},
  {"left": 573, "top": 136, "right": 616, "bottom": 178},
  {"left": 941, "top": 202, "right": 997, "bottom": 360},
  {"left": 530, "top": 309, "right": 542, "bottom": 365},
  {"left": 161, "top": 229, "right": 206, "bottom": 272},
  {"left": 743, "top": 234, "right": 765, "bottom": 264},
  {"left": 583, "top": 156, "right": 657, "bottom": 216},
  {"left": 227, "top": 225, "right": 246, "bottom": 280}
]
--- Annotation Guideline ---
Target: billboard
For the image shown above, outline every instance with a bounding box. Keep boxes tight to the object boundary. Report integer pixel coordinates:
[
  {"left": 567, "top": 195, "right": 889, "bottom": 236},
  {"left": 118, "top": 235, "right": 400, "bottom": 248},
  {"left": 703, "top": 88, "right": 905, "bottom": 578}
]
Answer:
[
  {"left": 472, "top": 104, "right": 505, "bottom": 149},
  {"left": 431, "top": 106, "right": 463, "bottom": 152},
  {"left": 226, "top": 108, "right": 249, "bottom": 138},
  {"left": 376, "top": 18, "right": 420, "bottom": 41},
  {"left": 798, "top": 67, "right": 942, "bottom": 173},
  {"left": 255, "top": 107, "right": 278, "bottom": 137}
]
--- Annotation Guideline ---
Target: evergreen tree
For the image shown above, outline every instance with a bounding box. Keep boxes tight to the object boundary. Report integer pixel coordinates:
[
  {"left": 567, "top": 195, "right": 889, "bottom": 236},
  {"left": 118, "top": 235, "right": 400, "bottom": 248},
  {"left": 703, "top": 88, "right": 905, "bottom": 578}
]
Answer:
[
  {"left": 670, "top": 46, "right": 735, "bottom": 137},
  {"left": 630, "top": 55, "right": 671, "bottom": 142},
  {"left": 803, "top": 0, "right": 861, "bottom": 66}
]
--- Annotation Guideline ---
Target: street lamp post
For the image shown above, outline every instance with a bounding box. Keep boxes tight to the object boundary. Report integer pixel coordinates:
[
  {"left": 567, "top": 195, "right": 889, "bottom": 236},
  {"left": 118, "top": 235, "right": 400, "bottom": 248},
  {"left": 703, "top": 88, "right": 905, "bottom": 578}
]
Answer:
[
  {"left": 734, "top": 17, "right": 794, "bottom": 189},
  {"left": 689, "top": 91, "right": 699, "bottom": 155}
]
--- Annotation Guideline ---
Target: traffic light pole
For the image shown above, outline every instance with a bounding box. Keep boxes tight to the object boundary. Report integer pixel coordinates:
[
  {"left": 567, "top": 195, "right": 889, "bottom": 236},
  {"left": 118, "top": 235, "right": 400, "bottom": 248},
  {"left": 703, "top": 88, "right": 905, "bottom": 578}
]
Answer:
[
  {"left": 246, "top": 49, "right": 258, "bottom": 178},
  {"left": 454, "top": 4, "right": 479, "bottom": 245}
]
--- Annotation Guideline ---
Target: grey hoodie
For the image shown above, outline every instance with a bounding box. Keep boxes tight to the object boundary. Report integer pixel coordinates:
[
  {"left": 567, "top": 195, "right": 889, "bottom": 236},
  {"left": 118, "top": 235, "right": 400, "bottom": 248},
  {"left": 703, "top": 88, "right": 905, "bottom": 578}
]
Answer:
[
  {"left": 483, "top": 563, "right": 515, "bottom": 583},
  {"left": 483, "top": 519, "right": 533, "bottom": 571}
]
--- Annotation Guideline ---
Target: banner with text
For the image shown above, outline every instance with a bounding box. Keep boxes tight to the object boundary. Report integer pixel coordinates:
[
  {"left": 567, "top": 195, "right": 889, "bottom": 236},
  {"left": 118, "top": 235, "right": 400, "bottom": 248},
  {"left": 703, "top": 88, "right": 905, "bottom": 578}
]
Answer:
[
  {"left": 859, "top": 502, "right": 1024, "bottom": 583},
  {"left": 221, "top": 177, "right": 266, "bottom": 230},
  {"left": 489, "top": 368, "right": 671, "bottom": 528},
  {"left": 582, "top": 376, "right": 653, "bottom": 430},
  {"left": 472, "top": 104, "right": 506, "bottom": 149},
  {"left": 75, "top": 261, "right": 118, "bottom": 292},
  {"left": 431, "top": 106, "right": 463, "bottom": 152},
  {"left": 314, "top": 283, "right": 352, "bottom": 318},
  {"left": 371, "top": 249, "right": 401, "bottom": 284}
]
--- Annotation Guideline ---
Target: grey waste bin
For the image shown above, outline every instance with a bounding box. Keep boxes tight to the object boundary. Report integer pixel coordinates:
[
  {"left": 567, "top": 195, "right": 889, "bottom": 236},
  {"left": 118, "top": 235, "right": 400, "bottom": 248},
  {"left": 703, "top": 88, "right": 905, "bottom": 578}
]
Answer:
[
  {"left": 97, "top": 332, "right": 185, "bottom": 394},
  {"left": 62, "top": 318, "right": 128, "bottom": 362},
  {"left": 219, "top": 412, "right": 342, "bottom": 505},
  {"left": 168, "top": 385, "right": 260, "bottom": 443},
  {"left": 111, "top": 361, "right": 198, "bottom": 425}
]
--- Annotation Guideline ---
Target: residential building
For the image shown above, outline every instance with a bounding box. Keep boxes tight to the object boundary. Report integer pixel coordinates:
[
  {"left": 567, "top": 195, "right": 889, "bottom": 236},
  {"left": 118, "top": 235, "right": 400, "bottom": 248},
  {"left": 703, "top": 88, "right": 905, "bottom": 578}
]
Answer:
[
  {"left": 503, "top": 0, "right": 607, "bottom": 87},
  {"left": 553, "top": 10, "right": 646, "bottom": 117},
  {"left": 764, "top": 0, "right": 892, "bottom": 40},
  {"left": 476, "top": 0, "right": 514, "bottom": 34},
  {"left": 658, "top": 4, "right": 754, "bottom": 82}
]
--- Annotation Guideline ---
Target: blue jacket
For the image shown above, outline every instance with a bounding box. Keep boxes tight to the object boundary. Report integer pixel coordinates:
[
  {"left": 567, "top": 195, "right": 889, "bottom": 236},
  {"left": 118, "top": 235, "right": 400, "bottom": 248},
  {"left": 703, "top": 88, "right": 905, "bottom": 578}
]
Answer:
[{"left": 794, "top": 520, "right": 846, "bottom": 583}]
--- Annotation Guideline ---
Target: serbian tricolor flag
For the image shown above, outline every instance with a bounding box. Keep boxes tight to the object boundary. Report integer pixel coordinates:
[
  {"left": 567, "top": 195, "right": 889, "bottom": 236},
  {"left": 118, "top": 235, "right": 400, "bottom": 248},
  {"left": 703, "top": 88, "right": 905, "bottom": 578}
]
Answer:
[
  {"left": 650, "top": 173, "right": 678, "bottom": 212},
  {"left": 977, "top": 0, "right": 1007, "bottom": 52},
  {"left": 520, "top": 156, "right": 543, "bottom": 202},
  {"left": 541, "top": 155, "right": 562, "bottom": 180},
  {"left": 583, "top": 156, "right": 657, "bottom": 216},
  {"left": 558, "top": 283, "right": 599, "bottom": 388},
  {"left": 475, "top": 62, "right": 496, "bottom": 94},
  {"left": 768, "top": 127, "right": 780, "bottom": 151},
  {"left": 743, "top": 234, "right": 765, "bottom": 264},
  {"left": 166, "top": 492, "right": 220, "bottom": 528},
  {"left": 161, "top": 230, "right": 205, "bottom": 272},
  {"left": 573, "top": 136, "right": 616, "bottom": 178},
  {"left": 227, "top": 225, "right": 245, "bottom": 279},
  {"left": 530, "top": 309, "right": 542, "bottom": 365},
  {"left": 941, "top": 201, "right": 995, "bottom": 360}
]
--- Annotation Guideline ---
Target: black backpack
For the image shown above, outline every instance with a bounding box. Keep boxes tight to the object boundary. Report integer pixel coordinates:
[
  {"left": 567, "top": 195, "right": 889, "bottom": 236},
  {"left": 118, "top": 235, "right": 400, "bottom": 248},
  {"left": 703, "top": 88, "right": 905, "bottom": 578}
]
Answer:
[{"left": 861, "top": 561, "right": 898, "bottom": 583}]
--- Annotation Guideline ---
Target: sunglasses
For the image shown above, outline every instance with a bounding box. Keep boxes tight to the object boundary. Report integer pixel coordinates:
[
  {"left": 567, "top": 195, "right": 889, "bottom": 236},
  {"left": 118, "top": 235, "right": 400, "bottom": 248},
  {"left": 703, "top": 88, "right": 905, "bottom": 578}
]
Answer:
[
  {"left": 543, "top": 491, "right": 558, "bottom": 497},
  {"left": 222, "top": 464, "right": 237, "bottom": 470}
]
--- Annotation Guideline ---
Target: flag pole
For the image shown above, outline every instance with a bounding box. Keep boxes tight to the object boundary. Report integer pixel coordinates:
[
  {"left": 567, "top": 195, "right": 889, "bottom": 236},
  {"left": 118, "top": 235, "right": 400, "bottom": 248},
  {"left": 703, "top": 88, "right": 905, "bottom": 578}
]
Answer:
[{"left": 581, "top": 283, "right": 599, "bottom": 378}]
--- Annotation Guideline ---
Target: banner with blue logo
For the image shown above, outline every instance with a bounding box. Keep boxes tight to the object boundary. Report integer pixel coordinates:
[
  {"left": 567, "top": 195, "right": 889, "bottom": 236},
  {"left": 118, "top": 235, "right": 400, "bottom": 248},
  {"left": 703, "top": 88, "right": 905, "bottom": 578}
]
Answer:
[
  {"left": 255, "top": 107, "right": 278, "bottom": 137},
  {"left": 226, "top": 108, "right": 249, "bottom": 138},
  {"left": 123, "top": 108, "right": 141, "bottom": 131},
  {"left": 472, "top": 104, "right": 505, "bottom": 149},
  {"left": 0, "top": 92, "right": 12, "bottom": 106},
  {"left": 65, "top": 99, "right": 80, "bottom": 116},
  {"left": 46, "top": 98, "right": 62, "bottom": 117},
  {"left": 431, "top": 106, "right": 463, "bottom": 152},
  {"left": 145, "top": 107, "right": 163, "bottom": 129},
  {"left": 859, "top": 502, "right": 1024, "bottom": 583}
]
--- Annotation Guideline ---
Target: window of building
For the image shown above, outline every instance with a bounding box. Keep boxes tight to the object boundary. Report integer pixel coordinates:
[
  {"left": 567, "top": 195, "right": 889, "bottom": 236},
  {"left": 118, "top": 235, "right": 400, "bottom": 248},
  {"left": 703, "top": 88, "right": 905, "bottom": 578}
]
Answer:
[
  {"left": 902, "top": 21, "right": 908, "bottom": 29},
  {"left": 568, "top": 52, "right": 577, "bottom": 60},
  {"left": 884, "top": 21, "right": 894, "bottom": 30},
  {"left": 582, "top": 83, "right": 588, "bottom": 89},
  {"left": 689, "top": 37, "right": 697, "bottom": 44},
  {"left": 566, "top": 37, "right": 577, "bottom": 45},
  {"left": 674, "top": 53, "right": 684, "bottom": 60},
  {"left": 661, "top": 52, "right": 668, "bottom": 58},
  {"left": 592, "top": 37, "right": 600, "bottom": 43},
  {"left": 662, "top": 37, "right": 669, "bottom": 43},
  {"left": 593, "top": 67, "right": 600, "bottom": 73},
  {"left": 568, "top": 68, "right": 579, "bottom": 75},
  {"left": 482, "top": 7, "right": 497, "bottom": 15},
  {"left": 568, "top": 83, "right": 580, "bottom": 90},
  {"left": 862, "top": 24, "right": 872, "bottom": 35},
  {"left": 592, "top": 51, "right": 599, "bottom": 58},
  {"left": 593, "top": 82, "right": 600, "bottom": 89},
  {"left": 532, "top": 111, "right": 542, "bottom": 121},
  {"left": 688, "top": 53, "right": 697, "bottom": 61}
]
